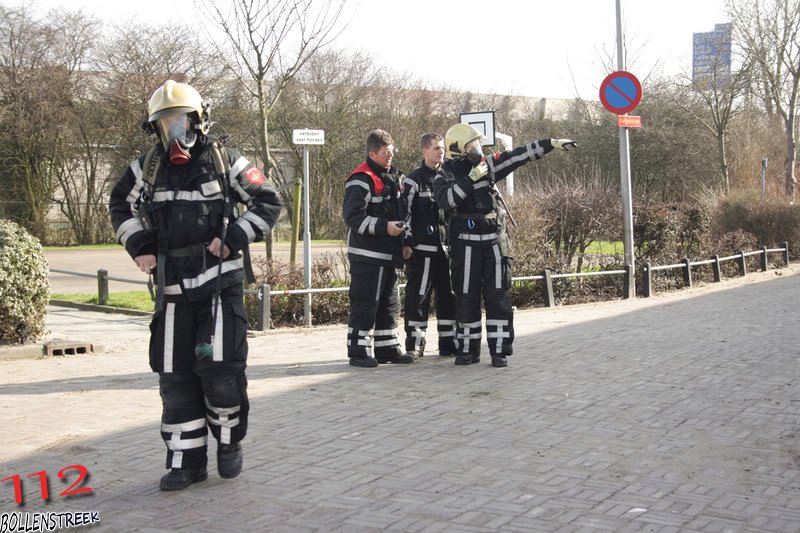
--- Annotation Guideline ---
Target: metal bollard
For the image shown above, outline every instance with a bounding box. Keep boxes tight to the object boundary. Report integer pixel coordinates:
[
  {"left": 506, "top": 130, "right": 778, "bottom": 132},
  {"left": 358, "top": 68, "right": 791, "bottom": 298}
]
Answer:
[
  {"left": 782, "top": 241, "right": 789, "bottom": 266},
  {"left": 737, "top": 250, "right": 746, "bottom": 276},
  {"left": 682, "top": 257, "right": 692, "bottom": 288},
  {"left": 97, "top": 269, "right": 109, "bottom": 306},
  {"left": 760, "top": 245, "right": 768, "bottom": 272},
  {"left": 542, "top": 269, "right": 555, "bottom": 308},
  {"left": 256, "top": 283, "right": 271, "bottom": 331},
  {"left": 642, "top": 263, "right": 652, "bottom": 297},
  {"left": 622, "top": 264, "right": 634, "bottom": 298},
  {"left": 712, "top": 255, "right": 722, "bottom": 282}
]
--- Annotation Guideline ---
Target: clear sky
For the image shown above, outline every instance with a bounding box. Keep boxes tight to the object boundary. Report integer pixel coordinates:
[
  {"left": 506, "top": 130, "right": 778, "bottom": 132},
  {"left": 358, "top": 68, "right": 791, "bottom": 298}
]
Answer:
[{"left": 19, "top": 0, "right": 730, "bottom": 100}]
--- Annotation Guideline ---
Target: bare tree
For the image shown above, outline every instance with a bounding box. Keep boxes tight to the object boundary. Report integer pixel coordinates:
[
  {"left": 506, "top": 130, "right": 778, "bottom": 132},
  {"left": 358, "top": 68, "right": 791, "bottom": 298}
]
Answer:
[
  {"left": 675, "top": 34, "right": 751, "bottom": 194},
  {"left": 271, "top": 50, "right": 384, "bottom": 239},
  {"left": 0, "top": 6, "right": 97, "bottom": 240},
  {"left": 729, "top": 0, "right": 800, "bottom": 200},
  {"left": 529, "top": 172, "right": 622, "bottom": 273},
  {"left": 202, "top": 0, "right": 348, "bottom": 259},
  {"left": 0, "top": 6, "right": 71, "bottom": 239},
  {"left": 50, "top": 11, "right": 106, "bottom": 243}
]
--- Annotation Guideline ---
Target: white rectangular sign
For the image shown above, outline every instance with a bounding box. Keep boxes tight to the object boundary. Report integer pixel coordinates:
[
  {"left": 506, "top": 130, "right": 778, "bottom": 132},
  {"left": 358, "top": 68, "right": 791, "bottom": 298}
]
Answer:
[{"left": 292, "top": 129, "right": 325, "bottom": 145}]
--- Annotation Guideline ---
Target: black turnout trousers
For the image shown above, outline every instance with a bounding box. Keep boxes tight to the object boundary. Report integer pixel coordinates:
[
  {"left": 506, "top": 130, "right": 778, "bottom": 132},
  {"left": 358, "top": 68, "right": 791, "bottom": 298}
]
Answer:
[
  {"left": 449, "top": 239, "right": 514, "bottom": 358},
  {"left": 149, "top": 285, "right": 249, "bottom": 471},
  {"left": 346, "top": 261, "right": 402, "bottom": 358},
  {"left": 403, "top": 251, "right": 456, "bottom": 355}
]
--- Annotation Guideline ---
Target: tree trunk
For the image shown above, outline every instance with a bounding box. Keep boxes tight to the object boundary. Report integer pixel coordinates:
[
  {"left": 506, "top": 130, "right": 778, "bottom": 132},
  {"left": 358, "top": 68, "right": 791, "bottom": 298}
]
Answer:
[
  {"left": 289, "top": 178, "right": 302, "bottom": 266},
  {"left": 22, "top": 161, "right": 53, "bottom": 242},
  {"left": 256, "top": 79, "right": 274, "bottom": 259},
  {"left": 717, "top": 130, "right": 729, "bottom": 194},
  {"left": 785, "top": 115, "right": 797, "bottom": 202}
]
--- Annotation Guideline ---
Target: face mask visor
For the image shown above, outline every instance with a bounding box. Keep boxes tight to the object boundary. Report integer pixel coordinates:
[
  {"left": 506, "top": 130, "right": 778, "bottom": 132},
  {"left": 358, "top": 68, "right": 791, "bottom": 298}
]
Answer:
[
  {"left": 464, "top": 139, "right": 484, "bottom": 164},
  {"left": 153, "top": 108, "right": 198, "bottom": 150}
]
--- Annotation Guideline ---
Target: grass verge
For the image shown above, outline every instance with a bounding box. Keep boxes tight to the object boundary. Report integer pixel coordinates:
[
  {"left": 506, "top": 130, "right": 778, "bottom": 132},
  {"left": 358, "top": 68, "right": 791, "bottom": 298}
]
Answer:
[
  {"left": 51, "top": 291, "right": 155, "bottom": 312},
  {"left": 584, "top": 240, "right": 624, "bottom": 255}
]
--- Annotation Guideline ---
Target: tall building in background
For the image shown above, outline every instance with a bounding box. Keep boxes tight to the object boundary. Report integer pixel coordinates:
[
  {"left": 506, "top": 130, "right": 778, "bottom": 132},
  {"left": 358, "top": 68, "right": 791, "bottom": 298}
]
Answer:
[{"left": 692, "top": 23, "right": 732, "bottom": 88}]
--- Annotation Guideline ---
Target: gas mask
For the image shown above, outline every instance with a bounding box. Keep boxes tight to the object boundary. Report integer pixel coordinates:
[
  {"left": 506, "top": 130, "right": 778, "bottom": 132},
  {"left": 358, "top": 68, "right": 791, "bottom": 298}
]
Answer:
[
  {"left": 156, "top": 111, "right": 198, "bottom": 165},
  {"left": 466, "top": 146, "right": 483, "bottom": 164},
  {"left": 464, "top": 139, "right": 483, "bottom": 164}
]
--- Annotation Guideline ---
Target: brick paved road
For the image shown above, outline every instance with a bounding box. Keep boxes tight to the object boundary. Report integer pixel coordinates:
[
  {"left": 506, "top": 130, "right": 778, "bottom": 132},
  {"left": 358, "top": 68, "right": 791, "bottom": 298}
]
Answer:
[{"left": 1, "top": 270, "right": 798, "bottom": 532}]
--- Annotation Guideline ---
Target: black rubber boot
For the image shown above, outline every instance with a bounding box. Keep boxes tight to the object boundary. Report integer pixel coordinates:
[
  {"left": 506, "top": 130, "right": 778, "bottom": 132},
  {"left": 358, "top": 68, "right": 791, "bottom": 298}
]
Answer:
[
  {"left": 491, "top": 356, "right": 508, "bottom": 368},
  {"left": 376, "top": 351, "right": 414, "bottom": 364},
  {"left": 454, "top": 354, "right": 480, "bottom": 365},
  {"left": 159, "top": 468, "right": 208, "bottom": 491},
  {"left": 349, "top": 356, "right": 379, "bottom": 368},
  {"left": 218, "top": 443, "right": 243, "bottom": 479}
]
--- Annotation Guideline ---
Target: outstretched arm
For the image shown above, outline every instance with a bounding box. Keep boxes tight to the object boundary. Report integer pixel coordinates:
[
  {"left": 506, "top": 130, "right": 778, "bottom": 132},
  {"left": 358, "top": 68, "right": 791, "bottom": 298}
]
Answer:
[{"left": 487, "top": 138, "right": 577, "bottom": 182}]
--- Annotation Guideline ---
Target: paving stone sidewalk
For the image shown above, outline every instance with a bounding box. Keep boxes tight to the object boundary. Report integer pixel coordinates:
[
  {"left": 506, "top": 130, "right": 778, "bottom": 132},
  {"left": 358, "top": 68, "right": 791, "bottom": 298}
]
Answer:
[{"left": 1, "top": 269, "right": 799, "bottom": 532}]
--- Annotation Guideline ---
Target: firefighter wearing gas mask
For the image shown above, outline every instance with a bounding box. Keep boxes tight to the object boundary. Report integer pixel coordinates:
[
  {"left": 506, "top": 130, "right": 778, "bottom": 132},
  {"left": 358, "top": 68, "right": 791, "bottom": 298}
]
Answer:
[
  {"left": 433, "top": 124, "right": 576, "bottom": 368},
  {"left": 108, "top": 80, "right": 282, "bottom": 490},
  {"left": 342, "top": 129, "right": 413, "bottom": 368}
]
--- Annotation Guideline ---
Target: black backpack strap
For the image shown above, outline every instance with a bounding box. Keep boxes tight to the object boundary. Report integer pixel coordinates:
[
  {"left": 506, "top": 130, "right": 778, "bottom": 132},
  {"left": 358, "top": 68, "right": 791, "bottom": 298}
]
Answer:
[
  {"left": 142, "top": 145, "right": 161, "bottom": 191},
  {"left": 211, "top": 142, "right": 256, "bottom": 284}
]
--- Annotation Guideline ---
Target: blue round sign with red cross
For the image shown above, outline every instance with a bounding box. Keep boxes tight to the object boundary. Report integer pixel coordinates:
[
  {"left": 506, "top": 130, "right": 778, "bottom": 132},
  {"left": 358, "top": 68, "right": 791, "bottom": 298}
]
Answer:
[{"left": 599, "top": 71, "right": 642, "bottom": 115}]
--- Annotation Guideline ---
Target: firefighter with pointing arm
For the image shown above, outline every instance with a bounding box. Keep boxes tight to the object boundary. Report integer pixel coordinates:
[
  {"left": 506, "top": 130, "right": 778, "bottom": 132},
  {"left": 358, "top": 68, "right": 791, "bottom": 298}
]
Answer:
[{"left": 433, "top": 123, "right": 576, "bottom": 368}]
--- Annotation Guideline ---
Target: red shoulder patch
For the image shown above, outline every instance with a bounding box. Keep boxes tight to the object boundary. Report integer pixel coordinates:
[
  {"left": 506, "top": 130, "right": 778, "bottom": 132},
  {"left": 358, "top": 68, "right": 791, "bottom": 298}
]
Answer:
[
  {"left": 493, "top": 152, "right": 502, "bottom": 161},
  {"left": 243, "top": 167, "right": 266, "bottom": 185}
]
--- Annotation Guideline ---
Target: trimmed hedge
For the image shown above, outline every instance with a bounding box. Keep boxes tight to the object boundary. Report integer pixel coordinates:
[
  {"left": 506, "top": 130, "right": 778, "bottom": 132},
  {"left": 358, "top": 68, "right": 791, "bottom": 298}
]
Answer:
[{"left": 0, "top": 219, "right": 50, "bottom": 343}]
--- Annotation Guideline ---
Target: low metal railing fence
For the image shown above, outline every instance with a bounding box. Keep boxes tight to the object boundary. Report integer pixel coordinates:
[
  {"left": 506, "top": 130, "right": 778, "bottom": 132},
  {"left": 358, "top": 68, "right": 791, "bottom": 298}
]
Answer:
[
  {"left": 640, "top": 242, "right": 790, "bottom": 297},
  {"left": 48, "top": 242, "right": 790, "bottom": 330}
]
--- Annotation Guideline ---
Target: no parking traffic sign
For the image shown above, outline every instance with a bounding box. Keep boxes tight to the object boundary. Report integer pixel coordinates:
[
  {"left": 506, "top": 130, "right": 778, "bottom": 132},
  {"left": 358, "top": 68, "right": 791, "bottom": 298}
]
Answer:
[{"left": 599, "top": 71, "right": 642, "bottom": 115}]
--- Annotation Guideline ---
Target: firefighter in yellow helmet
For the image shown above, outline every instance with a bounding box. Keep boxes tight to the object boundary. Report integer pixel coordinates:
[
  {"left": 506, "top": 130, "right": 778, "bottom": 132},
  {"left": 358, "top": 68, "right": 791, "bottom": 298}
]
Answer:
[
  {"left": 144, "top": 79, "right": 210, "bottom": 165},
  {"left": 109, "top": 80, "right": 283, "bottom": 490},
  {"left": 433, "top": 123, "right": 576, "bottom": 368}
]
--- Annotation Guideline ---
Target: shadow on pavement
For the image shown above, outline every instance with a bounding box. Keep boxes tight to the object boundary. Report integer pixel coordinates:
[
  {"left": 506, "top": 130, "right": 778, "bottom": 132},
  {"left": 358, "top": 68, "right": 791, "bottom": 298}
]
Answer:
[{"left": 0, "top": 360, "right": 358, "bottom": 396}]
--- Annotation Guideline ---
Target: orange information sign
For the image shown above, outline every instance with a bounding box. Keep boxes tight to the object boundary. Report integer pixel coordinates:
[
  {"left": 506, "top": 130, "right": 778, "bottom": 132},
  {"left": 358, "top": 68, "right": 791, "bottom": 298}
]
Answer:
[{"left": 617, "top": 115, "right": 642, "bottom": 128}]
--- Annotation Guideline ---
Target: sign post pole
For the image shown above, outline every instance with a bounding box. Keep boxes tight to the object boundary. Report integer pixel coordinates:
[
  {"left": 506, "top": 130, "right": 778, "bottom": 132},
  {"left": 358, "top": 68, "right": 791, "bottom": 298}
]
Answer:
[
  {"left": 616, "top": 0, "right": 636, "bottom": 298},
  {"left": 302, "top": 144, "right": 312, "bottom": 326},
  {"left": 292, "top": 128, "right": 325, "bottom": 326}
]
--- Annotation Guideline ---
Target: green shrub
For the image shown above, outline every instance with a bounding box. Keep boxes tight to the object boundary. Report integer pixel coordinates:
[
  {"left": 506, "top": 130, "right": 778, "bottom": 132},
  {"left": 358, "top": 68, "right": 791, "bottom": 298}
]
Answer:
[{"left": 0, "top": 219, "right": 50, "bottom": 343}]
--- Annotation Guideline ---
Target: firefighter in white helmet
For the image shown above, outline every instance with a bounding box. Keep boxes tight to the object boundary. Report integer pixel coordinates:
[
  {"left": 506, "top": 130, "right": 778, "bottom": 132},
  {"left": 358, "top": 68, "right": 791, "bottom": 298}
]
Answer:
[{"left": 433, "top": 123, "right": 576, "bottom": 368}]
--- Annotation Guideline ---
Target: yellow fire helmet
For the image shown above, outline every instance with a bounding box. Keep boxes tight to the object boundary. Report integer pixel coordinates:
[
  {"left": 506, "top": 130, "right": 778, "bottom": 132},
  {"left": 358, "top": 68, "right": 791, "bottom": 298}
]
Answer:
[
  {"left": 445, "top": 123, "right": 484, "bottom": 159},
  {"left": 146, "top": 80, "right": 209, "bottom": 135}
]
